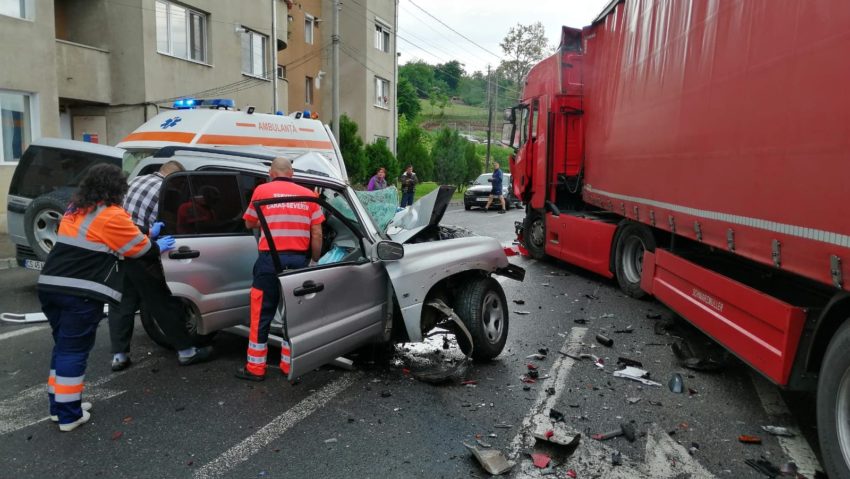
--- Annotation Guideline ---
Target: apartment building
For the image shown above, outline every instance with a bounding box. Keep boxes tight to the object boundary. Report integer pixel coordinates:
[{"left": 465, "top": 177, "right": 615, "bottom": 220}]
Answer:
[
  {"left": 281, "top": 0, "right": 324, "bottom": 118},
  {"left": 0, "top": 0, "right": 288, "bottom": 231},
  {"left": 320, "top": 0, "right": 397, "bottom": 151}
]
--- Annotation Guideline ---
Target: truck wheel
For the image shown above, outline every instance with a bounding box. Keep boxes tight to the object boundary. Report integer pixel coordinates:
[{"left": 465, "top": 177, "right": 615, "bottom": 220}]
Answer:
[
  {"left": 614, "top": 222, "right": 656, "bottom": 298},
  {"left": 817, "top": 319, "right": 850, "bottom": 479},
  {"left": 523, "top": 211, "right": 546, "bottom": 260},
  {"left": 140, "top": 301, "right": 217, "bottom": 350},
  {"left": 453, "top": 277, "right": 509, "bottom": 361},
  {"left": 23, "top": 193, "right": 71, "bottom": 260}
]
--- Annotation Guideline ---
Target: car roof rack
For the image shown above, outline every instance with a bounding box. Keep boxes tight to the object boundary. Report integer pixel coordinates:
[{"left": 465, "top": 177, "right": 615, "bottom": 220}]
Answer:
[{"left": 153, "top": 146, "right": 277, "bottom": 161}]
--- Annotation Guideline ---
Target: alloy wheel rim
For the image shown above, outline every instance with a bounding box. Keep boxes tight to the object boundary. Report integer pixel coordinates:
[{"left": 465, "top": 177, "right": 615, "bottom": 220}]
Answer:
[
  {"left": 481, "top": 291, "right": 504, "bottom": 343},
  {"left": 622, "top": 236, "right": 645, "bottom": 284},
  {"left": 33, "top": 209, "right": 62, "bottom": 253}
]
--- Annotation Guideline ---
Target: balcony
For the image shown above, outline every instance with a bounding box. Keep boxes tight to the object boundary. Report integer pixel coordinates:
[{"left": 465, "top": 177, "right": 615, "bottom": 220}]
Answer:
[{"left": 55, "top": 39, "right": 111, "bottom": 104}]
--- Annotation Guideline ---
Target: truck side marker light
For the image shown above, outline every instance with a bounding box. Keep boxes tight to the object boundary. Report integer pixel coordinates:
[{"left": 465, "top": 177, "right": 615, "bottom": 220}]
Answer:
[
  {"left": 830, "top": 255, "right": 843, "bottom": 288},
  {"left": 727, "top": 229, "right": 735, "bottom": 252},
  {"left": 772, "top": 239, "right": 782, "bottom": 267}
]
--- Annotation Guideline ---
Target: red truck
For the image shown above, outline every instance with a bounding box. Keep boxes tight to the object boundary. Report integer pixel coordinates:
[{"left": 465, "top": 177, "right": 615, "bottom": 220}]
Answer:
[{"left": 503, "top": 1, "right": 850, "bottom": 476}]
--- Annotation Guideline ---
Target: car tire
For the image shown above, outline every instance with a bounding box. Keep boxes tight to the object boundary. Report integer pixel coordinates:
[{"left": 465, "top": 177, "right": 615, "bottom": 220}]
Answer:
[
  {"left": 817, "top": 319, "right": 850, "bottom": 479},
  {"left": 613, "top": 221, "right": 656, "bottom": 299},
  {"left": 23, "top": 192, "right": 72, "bottom": 260},
  {"left": 522, "top": 211, "right": 546, "bottom": 260},
  {"left": 453, "top": 277, "right": 509, "bottom": 361},
  {"left": 140, "top": 301, "right": 217, "bottom": 350},
  {"left": 464, "top": 203, "right": 471, "bottom": 211}
]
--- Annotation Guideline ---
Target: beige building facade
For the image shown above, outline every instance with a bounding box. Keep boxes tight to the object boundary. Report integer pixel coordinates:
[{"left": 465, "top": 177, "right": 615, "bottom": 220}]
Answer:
[
  {"left": 0, "top": 0, "right": 289, "bottom": 232},
  {"left": 280, "top": 0, "right": 324, "bottom": 118}
]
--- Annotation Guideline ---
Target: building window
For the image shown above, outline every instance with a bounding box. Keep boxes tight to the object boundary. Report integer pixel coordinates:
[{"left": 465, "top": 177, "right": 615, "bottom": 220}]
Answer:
[
  {"left": 305, "top": 76, "right": 314, "bottom": 104},
  {"left": 241, "top": 29, "right": 268, "bottom": 78},
  {"left": 304, "top": 14, "right": 315, "bottom": 44},
  {"left": 0, "top": 91, "right": 33, "bottom": 163},
  {"left": 375, "top": 22, "right": 390, "bottom": 52},
  {"left": 277, "top": 64, "right": 286, "bottom": 79},
  {"left": 0, "top": 0, "right": 26, "bottom": 18},
  {"left": 155, "top": 1, "right": 207, "bottom": 63},
  {"left": 374, "top": 77, "right": 390, "bottom": 108}
]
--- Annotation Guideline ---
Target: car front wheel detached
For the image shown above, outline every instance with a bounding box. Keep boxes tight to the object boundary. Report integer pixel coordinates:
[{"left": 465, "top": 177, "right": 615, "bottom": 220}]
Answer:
[
  {"left": 817, "top": 319, "right": 850, "bottom": 479},
  {"left": 24, "top": 192, "right": 71, "bottom": 260},
  {"left": 614, "top": 222, "right": 656, "bottom": 299},
  {"left": 140, "top": 301, "right": 217, "bottom": 350},
  {"left": 453, "top": 277, "right": 509, "bottom": 361}
]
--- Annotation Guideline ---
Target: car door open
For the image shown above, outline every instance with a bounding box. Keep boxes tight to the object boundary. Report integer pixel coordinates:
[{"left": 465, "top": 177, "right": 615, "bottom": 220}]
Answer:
[{"left": 253, "top": 190, "right": 388, "bottom": 380}]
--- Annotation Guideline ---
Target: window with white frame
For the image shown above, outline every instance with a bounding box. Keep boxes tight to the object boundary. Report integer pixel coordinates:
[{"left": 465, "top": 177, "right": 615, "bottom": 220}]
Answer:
[
  {"left": 0, "top": 0, "right": 27, "bottom": 18},
  {"left": 241, "top": 29, "right": 268, "bottom": 78},
  {"left": 155, "top": 1, "right": 207, "bottom": 62},
  {"left": 374, "top": 77, "right": 390, "bottom": 108},
  {"left": 375, "top": 22, "right": 390, "bottom": 52},
  {"left": 305, "top": 76, "right": 314, "bottom": 104},
  {"left": 0, "top": 91, "right": 33, "bottom": 163},
  {"left": 277, "top": 64, "right": 286, "bottom": 79},
  {"left": 304, "top": 14, "right": 315, "bottom": 44}
]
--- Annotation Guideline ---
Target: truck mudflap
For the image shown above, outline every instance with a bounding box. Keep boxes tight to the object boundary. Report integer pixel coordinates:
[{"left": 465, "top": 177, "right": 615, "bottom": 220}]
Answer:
[
  {"left": 495, "top": 263, "right": 526, "bottom": 282},
  {"left": 642, "top": 249, "right": 807, "bottom": 386}
]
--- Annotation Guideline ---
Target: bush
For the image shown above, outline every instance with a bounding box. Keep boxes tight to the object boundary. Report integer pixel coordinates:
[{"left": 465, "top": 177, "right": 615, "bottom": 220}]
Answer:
[
  {"left": 339, "top": 115, "right": 368, "bottom": 184},
  {"left": 398, "top": 115, "right": 433, "bottom": 181},
  {"left": 364, "top": 138, "right": 399, "bottom": 185},
  {"left": 431, "top": 127, "right": 467, "bottom": 187}
]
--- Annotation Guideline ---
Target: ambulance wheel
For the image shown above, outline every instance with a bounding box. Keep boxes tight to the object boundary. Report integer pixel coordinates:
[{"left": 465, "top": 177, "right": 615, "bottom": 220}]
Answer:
[
  {"left": 140, "top": 301, "right": 217, "bottom": 350},
  {"left": 614, "top": 222, "right": 656, "bottom": 299},
  {"left": 817, "top": 319, "right": 850, "bottom": 479},
  {"left": 454, "top": 277, "right": 509, "bottom": 361},
  {"left": 523, "top": 211, "right": 546, "bottom": 260}
]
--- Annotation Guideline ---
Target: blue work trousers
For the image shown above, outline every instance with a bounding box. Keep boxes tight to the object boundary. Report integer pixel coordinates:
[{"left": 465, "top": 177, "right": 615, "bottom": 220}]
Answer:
[
  {"left": 400, "top": 190, "right": 415, "bottom": 207},
  {"left": 39, "top": 291, "right": 103, "bottom": 425}
]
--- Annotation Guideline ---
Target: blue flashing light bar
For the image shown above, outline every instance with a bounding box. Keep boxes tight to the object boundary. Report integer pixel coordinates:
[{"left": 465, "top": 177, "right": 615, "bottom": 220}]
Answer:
[{"left": 172, "top": 98, "right": 235, "bottom": 110}]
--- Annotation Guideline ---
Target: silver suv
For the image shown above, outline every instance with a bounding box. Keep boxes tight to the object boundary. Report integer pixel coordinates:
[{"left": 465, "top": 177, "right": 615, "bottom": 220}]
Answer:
[{"left": 131, "top": 147, "right": 525, "bottom": 378}]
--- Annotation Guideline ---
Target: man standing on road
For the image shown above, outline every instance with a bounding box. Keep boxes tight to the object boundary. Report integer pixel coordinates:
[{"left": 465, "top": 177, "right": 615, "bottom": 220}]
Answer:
[
  {"left": 399, "top": 164, "right": 417, "bottom": 207},
  {"left": 108, "top": 160, "right": 213, "bottom": 371},
  {"left": 235, "top": 157, "right": 324, "bottom": 382},
  {"left": 484, "top": 162, "right": 507, "bottom": 214}
]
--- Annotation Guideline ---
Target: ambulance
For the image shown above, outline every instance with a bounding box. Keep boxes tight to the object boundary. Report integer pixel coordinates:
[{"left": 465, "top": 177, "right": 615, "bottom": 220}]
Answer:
[{"left": 116, "top": 98, "right": 347, "bottom": 180}]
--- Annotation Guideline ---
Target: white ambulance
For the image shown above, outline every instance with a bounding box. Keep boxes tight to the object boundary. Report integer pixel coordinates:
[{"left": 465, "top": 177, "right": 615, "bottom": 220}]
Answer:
[{"left": 116, "top": 99, "right": 347, "bottom": 180}]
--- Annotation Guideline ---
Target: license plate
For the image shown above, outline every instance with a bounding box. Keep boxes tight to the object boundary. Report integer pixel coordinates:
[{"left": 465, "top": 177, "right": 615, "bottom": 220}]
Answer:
[
  {"left": 24, "top": 259, "right": 44, "bottom": 271},
  {"left": 476, "top": 198, "right": 488, "bottom": 202}
]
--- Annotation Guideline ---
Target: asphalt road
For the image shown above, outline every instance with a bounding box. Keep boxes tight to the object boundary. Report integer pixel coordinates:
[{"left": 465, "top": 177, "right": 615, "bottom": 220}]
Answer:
[{"left": 0, "top": 206, "right": 823, "bottom": 478}]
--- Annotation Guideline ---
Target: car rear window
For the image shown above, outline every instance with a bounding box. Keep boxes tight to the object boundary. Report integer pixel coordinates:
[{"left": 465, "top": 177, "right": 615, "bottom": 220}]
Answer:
[{"left": 8, "top": 146, "right": 122, "bottom": 199}]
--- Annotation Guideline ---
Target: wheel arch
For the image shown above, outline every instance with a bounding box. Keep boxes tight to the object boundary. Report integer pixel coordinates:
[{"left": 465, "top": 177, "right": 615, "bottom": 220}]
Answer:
[{"left": 807, "top": 292, "right": 850, "bottom": 373}]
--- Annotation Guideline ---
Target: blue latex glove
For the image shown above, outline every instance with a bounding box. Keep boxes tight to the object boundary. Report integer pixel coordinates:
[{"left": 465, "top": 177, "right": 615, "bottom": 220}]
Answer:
[
  {"left": 156, "top": 236, "right": 175, "bottom": 254},
  {"left": 149, "top": 221, "right": 165, "bottom": 239}
]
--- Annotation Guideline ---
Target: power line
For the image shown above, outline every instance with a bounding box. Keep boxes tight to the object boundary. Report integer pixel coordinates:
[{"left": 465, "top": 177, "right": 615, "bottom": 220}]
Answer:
[{"left": 406, "top": 0, "right": 503, "bottom": 61}]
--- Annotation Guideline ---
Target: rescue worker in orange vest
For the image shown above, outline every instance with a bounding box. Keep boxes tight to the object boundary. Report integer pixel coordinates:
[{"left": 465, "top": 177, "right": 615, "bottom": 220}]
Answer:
[
  {"left": 37, "top": 164, "right": 176, "bottom": 431},
  {"left": 235, "top": 157, "right": 324, "bottom": 381}
]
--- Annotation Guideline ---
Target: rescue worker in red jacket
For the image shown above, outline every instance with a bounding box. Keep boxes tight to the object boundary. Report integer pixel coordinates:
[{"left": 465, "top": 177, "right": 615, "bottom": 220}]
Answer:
[
  {"left": 235, "top": 157, "right": 324, "bottom": 381},
  {"left": 37, "top": 164, "right": 176, "bottom": 431}
]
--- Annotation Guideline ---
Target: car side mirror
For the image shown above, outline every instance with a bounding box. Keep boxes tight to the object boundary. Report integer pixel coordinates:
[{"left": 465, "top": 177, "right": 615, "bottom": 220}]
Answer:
[{"left": 375, "top": 241, "right": 404, "bottom": 261}]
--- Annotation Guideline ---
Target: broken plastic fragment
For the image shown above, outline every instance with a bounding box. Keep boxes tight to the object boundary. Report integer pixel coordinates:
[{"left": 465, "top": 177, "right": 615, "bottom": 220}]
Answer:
[
  {"left": 612, "top": 450, "right": 622, "bottom": 466},
  {"left": 596, "top": 334, "right": 614, "bottom": 347},
  {"left": 617, "top": 357, "right": 643, "bottom": 368},
  {"left": 668, "top": 373, "right": 684, "bottom": 393},
  {"left": 566, "top": 469, "right": 577, "bottom": 478},
  {"left": 515, "top": 310, "right": 531, "bottom": 315},
  {"left": 614, "top": 367, "right": 662, "bottom": 387},
  {"left": 738, "top": 434, "right": 763, "bottom": 445},
  {"left": 464, "top": 442, "right": 515, "bottom": 475},
  {"left": 513, "top": 299, "right": 526, "bottom": 305},
  {"left": 761, "top": 425, "right": 794, "bottom": 437},
  {"left": 531, "top": 453, "right": 551, "bottom": 469},
  {"left": 549, "top": 409, "right": 565, "bottom": 422}
]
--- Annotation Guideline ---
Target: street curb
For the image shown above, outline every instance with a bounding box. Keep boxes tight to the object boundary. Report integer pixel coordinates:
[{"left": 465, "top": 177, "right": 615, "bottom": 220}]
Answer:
[{"left": 0, "top": 257, "right": 17, "bottom": 270}]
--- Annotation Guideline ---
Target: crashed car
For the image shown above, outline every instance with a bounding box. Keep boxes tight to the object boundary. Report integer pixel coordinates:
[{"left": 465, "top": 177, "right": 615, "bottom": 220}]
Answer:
[{"left": 130, "top": 146, "right": 525, "bottom": 378}]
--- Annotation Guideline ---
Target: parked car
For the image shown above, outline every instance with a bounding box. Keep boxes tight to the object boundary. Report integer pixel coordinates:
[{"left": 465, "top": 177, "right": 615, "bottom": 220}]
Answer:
[
  {"left": 464, "top": 173, "right": 522, "bottom": 210},
  {"left": 130, "top": 146, "right": 525, "bottom": 378},
  {"left": 6, "top": 138, "right": 131, "bottom": 270}
]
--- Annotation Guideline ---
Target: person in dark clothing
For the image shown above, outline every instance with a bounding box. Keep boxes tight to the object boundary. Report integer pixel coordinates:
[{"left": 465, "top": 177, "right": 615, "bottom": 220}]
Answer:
[
  {"left": 38, "top": 164, "right": 175, "bottom": 431},
  {"left": 108, "top": 160, "right": 213, "bottom": 371},
  {"left": 399, "top": 165, "right": 417, "bottom": 207},
  {"left": 483, "top": 162, "right": 507, "bottom": 214}
]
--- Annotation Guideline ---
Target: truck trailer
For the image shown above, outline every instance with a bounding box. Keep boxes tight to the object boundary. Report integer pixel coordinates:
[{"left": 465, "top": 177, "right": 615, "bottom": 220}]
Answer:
[{"left": 502, "top": 1, "right": 850, "bottom": 476}]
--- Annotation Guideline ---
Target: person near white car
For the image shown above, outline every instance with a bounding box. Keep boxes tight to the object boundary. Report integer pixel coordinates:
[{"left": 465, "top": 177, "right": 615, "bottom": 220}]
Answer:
[{"left": 235, "top": 157, "right": 325, "bottom": 382}]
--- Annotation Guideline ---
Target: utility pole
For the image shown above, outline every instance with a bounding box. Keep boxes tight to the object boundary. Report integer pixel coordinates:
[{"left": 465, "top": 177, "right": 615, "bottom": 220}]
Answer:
[
  {"left": 271, "top": 0, "right": 278, "bottom": 113},
  {"left": 332, "top": 0, "right": 340, "bottom": 141},
  {"left": 485, "top": 64, "right": 493, "bottom": 171}
]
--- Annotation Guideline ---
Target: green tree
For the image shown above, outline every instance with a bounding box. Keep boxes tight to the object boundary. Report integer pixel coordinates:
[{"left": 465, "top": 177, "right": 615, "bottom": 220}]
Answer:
[
  {"left": 399, "top": 60, "right": 436, "bottom": 98},
  {"left": 428, "top": 87, "right": 450, "bottom": 116},
  {"left": 397, "top": 77, "right": 421, "bottom": 120},
  {"left": 339, "top": 114, "right": 368, "bottom": 185},
  {"left": 364, "top": 138, "right": 400, "bottom": 184},
  {"left": 435, "top": 60, "right": 464, "bottom": 94},
  {"left": 463, "top": 142, "right": 482, "bottom": 189},
  {"left": 430, "top": 127, "right": 466, "bottom": 187},
  {"left": 499, "top": 22, "right": 549, "bottom": 101},
  {"left": 397, "top": 115, "right": 433, "bottom": 181},
  {"left": 457, "top": 71, "right": 487, "bottom": 107}
]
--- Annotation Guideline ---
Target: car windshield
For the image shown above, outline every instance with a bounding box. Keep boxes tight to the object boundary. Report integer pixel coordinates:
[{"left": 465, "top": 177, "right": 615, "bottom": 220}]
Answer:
[{"left": 473, "top": 174, "right": 491, "bottom": 186}]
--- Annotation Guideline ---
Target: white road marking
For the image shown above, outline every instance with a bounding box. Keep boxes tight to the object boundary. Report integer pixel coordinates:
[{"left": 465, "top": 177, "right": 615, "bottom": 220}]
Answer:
[
  {"left": 0, "top": 368, "right": 133, "bottom": 434},
  {"left": 751, "top": 372, "right": 822, "bottom": 477},
  {"left": 0, "top": 325, "right": 47, "bottom": 341},
  {"left": 193, "top": 373, "right": 359, "bottom": 479}
]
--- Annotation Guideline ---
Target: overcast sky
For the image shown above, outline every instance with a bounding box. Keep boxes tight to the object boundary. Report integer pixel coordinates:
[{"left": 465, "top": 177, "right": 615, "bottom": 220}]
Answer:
[{"left": 397, "top": 0, "right": 611, "bottom": 74}]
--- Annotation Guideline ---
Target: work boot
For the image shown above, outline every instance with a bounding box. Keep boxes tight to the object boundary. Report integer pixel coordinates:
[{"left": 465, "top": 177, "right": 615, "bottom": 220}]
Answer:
[
  {"left": 234, "top": 367, "right": 265, "bottom": 382},
  {"left": 499, "top": 209, "right": 506, "bottom": 214},
  {"left": 51, "top": 402, "right": 92, "bottom": 422},
  {"left": 111, "top": 355, "right": 131, "bottom": 372},
  {"left": 58, "top": 410, "right": 91, "bottom": 432},
  {"left": 178, "top": 346, "right": 213, "bottom": 366}
]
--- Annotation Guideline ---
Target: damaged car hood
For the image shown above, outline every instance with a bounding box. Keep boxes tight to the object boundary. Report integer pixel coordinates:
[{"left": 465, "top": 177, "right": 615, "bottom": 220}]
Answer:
[{"left": 386, "top": 185, "right": 455, "bottom": 243}]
